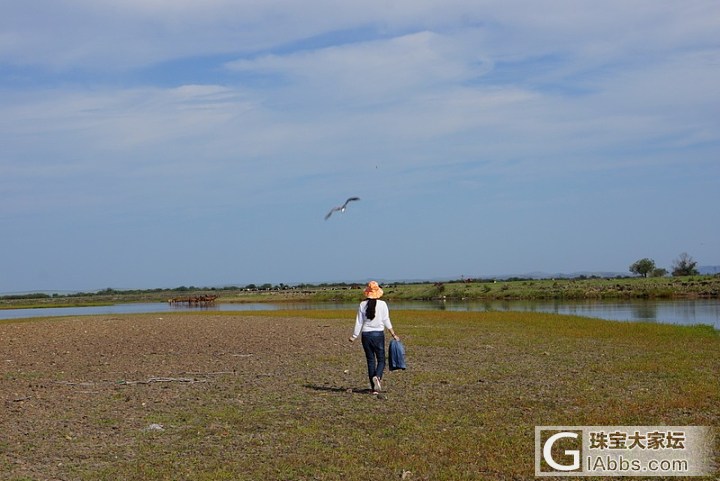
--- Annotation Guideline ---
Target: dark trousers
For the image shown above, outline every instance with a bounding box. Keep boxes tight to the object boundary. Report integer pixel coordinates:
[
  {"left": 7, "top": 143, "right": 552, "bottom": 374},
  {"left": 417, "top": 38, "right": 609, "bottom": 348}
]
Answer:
[{"left": 361, "top": 331, "right": 385, "bottom": 387}]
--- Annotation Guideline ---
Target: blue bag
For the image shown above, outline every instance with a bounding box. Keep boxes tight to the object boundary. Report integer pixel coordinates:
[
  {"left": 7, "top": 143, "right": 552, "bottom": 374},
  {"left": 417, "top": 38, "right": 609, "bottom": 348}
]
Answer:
[{"left": 389, "top": 339, "right": 406, "bottom": 371}]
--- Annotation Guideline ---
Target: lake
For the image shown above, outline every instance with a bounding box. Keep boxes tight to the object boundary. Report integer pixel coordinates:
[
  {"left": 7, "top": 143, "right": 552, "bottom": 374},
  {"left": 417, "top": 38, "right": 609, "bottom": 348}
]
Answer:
[{"left": 1, "top": 299, "right": 718, "bottom": 329}]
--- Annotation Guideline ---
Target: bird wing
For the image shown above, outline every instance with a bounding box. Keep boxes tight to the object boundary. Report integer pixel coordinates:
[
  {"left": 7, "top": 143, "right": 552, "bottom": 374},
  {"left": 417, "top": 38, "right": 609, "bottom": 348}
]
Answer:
[
  {"left": 324, "top": 207, "right": 340, "bottom": 220},
  {"left": 342, "top": 197, "right": 360, "bottom": 207}
]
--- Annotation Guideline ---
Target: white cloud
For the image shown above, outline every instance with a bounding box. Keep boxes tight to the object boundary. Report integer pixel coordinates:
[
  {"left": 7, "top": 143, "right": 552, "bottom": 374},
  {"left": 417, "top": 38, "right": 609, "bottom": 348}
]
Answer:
[
  {"left": 2, "top": 1, "right": 719, "bottom": 215},
  {"left": 226, "top": 31, "right": 492, "bottom": 104},
  {"left": 2, "top": 0, "right": 718, "bottom": 76}
]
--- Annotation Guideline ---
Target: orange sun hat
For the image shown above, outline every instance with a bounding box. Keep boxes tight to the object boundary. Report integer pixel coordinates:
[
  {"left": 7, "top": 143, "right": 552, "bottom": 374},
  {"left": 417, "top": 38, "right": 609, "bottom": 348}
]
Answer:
[{"left": 363, "top": 281, "right": 384, "bottom": 299}]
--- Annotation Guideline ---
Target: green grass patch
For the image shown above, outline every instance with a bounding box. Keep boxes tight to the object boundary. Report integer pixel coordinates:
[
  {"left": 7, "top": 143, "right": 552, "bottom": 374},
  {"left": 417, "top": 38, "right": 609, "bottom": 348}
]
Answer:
[{"left": 1, "top": 310, "right": 717, "bottom": 480}]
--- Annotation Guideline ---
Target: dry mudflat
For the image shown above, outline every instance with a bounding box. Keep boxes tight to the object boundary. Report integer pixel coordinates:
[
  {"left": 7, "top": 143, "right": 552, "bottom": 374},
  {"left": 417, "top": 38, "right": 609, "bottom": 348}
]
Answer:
[{"left": 1, "top": 310, "right": 718, "bottom": 480}]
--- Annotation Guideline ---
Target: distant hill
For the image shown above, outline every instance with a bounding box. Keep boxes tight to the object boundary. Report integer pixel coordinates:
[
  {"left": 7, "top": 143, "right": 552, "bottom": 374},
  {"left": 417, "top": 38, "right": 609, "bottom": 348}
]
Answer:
[
  {"left": 379, "top": 271, "right": 630, "bottom": 283},
  {"left": 384, "top": 267, "right": 720, "bottom": 283},
  {"left": 699, "top": 265, "right": 720, "bottom": 275},
  {"left": 518, "top": 271, "right": 628, "bottom": 280},
  {"left": 0, "top": 290, "right": 80, "bottom": 296}
]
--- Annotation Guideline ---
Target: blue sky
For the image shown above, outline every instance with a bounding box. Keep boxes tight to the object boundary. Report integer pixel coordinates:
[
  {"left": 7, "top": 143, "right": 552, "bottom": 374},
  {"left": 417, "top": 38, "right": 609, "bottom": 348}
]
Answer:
[{"left": 1, "top": 1, "right": 718, "bottom": 292}]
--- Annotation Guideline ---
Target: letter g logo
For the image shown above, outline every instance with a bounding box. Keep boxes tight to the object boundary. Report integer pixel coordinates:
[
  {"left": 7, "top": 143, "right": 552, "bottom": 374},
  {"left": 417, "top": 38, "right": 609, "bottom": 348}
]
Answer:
[{"left": 543, "top": 432, "right": 580, "bottom": 471}]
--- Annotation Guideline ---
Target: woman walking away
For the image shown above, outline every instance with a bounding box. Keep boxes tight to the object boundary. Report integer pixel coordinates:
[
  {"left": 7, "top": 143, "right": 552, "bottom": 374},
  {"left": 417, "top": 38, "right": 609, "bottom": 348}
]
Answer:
[{"left": 349, "top": 281, "right": 400, "bottom": 394}]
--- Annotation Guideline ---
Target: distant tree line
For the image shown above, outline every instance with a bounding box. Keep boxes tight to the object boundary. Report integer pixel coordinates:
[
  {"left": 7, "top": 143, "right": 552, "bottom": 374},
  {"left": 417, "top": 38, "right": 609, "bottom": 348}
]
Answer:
[
  {"left": 2, "top": 253, "right": 711, "bottom": 301},
  {"left": 629, "top": 252, "right": 699, "bottom": 278}
]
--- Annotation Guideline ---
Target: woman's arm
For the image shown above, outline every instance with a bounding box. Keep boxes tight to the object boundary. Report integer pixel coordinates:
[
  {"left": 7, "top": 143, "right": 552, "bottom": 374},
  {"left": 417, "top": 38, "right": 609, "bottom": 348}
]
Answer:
[
  {"left": 349, "top": 302, "right": 365, "bottom": 342},
  {"left": 381, "top": 302, "right": 400, "bottom": 340}
]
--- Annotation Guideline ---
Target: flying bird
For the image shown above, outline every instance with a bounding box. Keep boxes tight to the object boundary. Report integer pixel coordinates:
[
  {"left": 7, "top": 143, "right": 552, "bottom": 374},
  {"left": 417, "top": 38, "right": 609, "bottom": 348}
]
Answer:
[{"left": 325, "top": 197, "right": 360, "bottom": 220}]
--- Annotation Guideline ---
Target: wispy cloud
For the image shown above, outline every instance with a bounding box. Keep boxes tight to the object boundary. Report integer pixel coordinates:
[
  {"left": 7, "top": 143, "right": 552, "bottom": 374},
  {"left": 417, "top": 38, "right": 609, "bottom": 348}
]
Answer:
[
  {"left": 1, "top": 1, "right": 719, "bottom": 289},
  {"left": 226, "top": 31, "right": 492, "bottom": 100}
]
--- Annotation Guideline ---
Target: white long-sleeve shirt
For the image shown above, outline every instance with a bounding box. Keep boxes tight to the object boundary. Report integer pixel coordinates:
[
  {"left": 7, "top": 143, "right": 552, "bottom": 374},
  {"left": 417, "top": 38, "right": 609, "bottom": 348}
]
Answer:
[{"left": 352, "top": 299, "right": 393, "bottom": 339}]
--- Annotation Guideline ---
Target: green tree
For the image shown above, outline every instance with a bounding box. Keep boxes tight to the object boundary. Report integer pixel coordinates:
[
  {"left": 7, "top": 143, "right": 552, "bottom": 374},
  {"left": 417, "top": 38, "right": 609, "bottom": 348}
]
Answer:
[
  {"left": 671, "top": 252, "right": 699, "bottom": 276},
  {"left": 650, "top": 267, "right": 668, "bottom": 278},
  {"left": 629, "top": 258, "right": 656, "bottom": 277}
]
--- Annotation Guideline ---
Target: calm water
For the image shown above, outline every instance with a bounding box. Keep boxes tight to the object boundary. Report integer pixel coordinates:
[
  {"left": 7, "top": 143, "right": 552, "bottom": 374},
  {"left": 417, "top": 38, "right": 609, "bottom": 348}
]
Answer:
[{"left": 1, "top": 299, "right": 718, "bottom": 329}]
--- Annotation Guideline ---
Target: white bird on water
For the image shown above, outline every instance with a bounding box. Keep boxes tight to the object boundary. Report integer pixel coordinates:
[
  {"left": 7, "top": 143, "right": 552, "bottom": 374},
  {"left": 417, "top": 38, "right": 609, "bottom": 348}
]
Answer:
[{"left": 325, "top": 197, "right": 360, "bottom": 220}]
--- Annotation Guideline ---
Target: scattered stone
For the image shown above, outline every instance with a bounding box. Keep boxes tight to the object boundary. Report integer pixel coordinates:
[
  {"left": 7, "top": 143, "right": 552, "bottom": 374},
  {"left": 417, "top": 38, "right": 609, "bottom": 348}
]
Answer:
[{"left": 143, "top": 423, "right": 165, "bottom": 432}]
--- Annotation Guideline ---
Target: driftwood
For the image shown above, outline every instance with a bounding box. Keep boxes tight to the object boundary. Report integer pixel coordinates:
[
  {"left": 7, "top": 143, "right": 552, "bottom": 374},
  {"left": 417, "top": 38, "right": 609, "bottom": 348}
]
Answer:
[
  {"left": 55, "top": 377, "right": 211, "bottom": 387},
  {"left": 118, "top": 377, "right": 209, "bottom": 385},
  {"left": 52, "top": 369, "right": 239, "bottom": 390},
  {"left": 179, "top": 371, "right": 236, "bottom": 376}
]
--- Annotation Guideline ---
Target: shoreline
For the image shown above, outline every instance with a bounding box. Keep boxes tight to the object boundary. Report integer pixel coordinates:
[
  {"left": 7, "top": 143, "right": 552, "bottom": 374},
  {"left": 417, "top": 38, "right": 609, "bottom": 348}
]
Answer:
[{"left": 2, "top": 276, "right": 719, "bottom": 311}]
